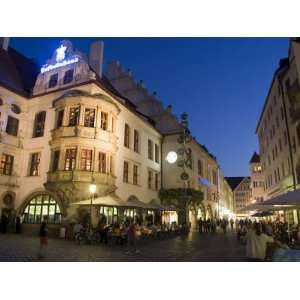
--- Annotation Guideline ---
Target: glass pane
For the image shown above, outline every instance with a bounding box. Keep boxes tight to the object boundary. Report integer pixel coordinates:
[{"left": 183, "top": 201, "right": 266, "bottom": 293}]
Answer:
[
  {"left": 56, "top": 205, "right": 61, "bottom": 213},
  {"left": 24, "top": 206, "right": 29, "bottom": 213},
  {"left": 36, "top": 195, "right": 42, "bottom": 204},
  {"left": 49, "top": 205, "right": 55, "bottom": 216},
  {"left": 42, "top": 205, "right": 48, "bottom": 216},
  {"left": 43, "top": 195, "right": 49, "bottom": 204},
  {"left": 30, "top": 198, "right": 36, "bottom": 204}
]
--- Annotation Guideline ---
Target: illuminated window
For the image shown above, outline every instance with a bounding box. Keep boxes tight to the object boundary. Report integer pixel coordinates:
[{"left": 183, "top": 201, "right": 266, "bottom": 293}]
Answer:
[
  {"left": 124, "top": 124, "right": 130, "bottom": 148},
  {"left": 22, "top": 194, "right": 61, "bottom": 224},
  {"left": 68, "top": 107, "right": 80, "bottom": 126},
  {"left": 80, "top": 149, "right": 93, "bottom": 171},
  {"left": 99, "top": 152, "right": 106, "bottom": 173},
  {"left": 56, "top": 109, "right": 64, "bottom": 128},
  {"left": 33, "top": 111, "right": 46, "bottom": 137},
  {"left": 134, "top": 130, "right": 139, "bottom": 153},
  {"left": 99, "top": 206, "right": 118, "bottom": 224},
  {"left": 100, "top": 112, "right": 108, "bottom": 130},
  {"left": 6, "top": 116, "right": 19, "bottom": 136},
  {"left": 123, "top": 161, "right": 129, "bottom": 183},
  {"left": 63, "top": 69, "right": 74, "bottom": 84},
  {"left": 64, "top": 148, "right": 76, "bottom": 171},
  {"left": 48, "top": 73, "right": 58, "bottom": 88},
  {"left": 29, "top": 153, "right": 40, "bottom": 176},
  {"left": 84, "top": 108, "right": 95, "bottom": 128},
  {"left": 0, "top": 154, "right": 14, "bottom": 176}
]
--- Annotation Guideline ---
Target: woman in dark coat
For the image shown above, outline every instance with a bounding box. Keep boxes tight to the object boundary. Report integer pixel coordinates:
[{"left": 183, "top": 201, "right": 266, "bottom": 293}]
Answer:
[{"left": 38, "top": 221, "right": 48, "bottom": 259}]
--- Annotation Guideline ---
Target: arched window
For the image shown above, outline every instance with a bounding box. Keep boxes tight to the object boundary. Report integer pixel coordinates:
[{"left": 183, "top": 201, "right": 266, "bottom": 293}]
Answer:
[
  {"left": 22, "top": 194, "right": 61, "bottom": 224},
  {"left": 33, "top": 111, "right": 46, "bottom": 137}
]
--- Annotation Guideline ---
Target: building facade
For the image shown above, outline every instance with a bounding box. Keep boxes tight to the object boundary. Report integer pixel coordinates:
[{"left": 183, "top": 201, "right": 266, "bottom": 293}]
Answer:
[
  {"left": 0, "top": 38, "right": 232, "bottom": 234},
  {"left": 0, "top": 39, "right": 162, "bottom": 233},
  {"left": 249, "top": 152, "right": 265, "bottom": 203},
  {"left": 255, "top": 38, "right": 300, "bottom": 222},
  {"left": 225, "top": 177, "right": 251, "bottom": 214}
]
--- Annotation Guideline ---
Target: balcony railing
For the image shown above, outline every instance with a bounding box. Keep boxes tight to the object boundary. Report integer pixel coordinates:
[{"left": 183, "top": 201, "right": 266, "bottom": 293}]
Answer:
[{"left": 47, "top": 170, "right": 115, "bottom": 186}]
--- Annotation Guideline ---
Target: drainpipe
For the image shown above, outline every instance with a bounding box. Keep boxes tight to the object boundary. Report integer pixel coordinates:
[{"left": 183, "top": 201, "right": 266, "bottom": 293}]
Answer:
[{"left": 278, "top": 74, "right": 297, "bottom": 191}]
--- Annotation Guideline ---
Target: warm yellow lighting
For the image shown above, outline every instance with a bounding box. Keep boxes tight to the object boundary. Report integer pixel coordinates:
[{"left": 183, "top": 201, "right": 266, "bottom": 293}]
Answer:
[{"left": 89, "top": 183, "right": 96, "bottom": 194}]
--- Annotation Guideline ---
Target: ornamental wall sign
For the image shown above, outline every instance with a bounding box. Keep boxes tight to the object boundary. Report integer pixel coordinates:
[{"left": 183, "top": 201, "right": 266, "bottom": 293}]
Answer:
[{"left": 3, "top": 194, "right": 14, "bottom": 206}]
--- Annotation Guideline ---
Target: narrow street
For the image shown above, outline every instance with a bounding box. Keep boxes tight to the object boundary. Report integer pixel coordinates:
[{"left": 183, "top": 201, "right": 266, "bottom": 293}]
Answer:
[{"left": 0, "top": 231, "right": 245, "bottom": 262}]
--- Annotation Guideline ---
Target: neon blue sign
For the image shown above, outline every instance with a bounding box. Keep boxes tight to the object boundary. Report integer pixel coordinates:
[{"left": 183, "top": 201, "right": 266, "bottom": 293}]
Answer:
[
  {"left": 41, "top": 57, "right": 79, "bottom": 73},
  {"left": 41, "top": 45, "right": 79, "bottom": 73}
]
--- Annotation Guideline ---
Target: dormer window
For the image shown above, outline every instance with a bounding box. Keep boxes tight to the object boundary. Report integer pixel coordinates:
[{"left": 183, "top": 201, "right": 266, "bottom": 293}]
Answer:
[
  {"left": 63, "top": 69, "right": 74, "bottom": 84},
  {"left": 48, "top": 73, "right": 58, "bottom": 88}
]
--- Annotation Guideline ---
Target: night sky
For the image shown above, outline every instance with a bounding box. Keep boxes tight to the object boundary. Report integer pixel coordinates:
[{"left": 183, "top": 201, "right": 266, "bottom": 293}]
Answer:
[{"left": 10, "top": 37, "right": 289, "bottom": 176}]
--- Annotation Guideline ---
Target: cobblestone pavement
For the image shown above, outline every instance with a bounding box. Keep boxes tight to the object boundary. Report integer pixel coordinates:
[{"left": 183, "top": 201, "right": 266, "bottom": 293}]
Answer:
[{"left": 0, "top": 230, "right": 246, "bottom": 262}]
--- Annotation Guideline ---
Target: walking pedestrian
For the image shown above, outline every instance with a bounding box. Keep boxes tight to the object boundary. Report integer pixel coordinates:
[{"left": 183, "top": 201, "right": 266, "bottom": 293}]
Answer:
[
  {"left": 198, "top": 217, "right": 203, "bottom": 233},
  {"left": 230, "top": 218, "right": 234, "bottom": 231},
  {"left": 126, "top": 222, "right": 139, "bottom": 254},
  {"left": 246, "top": 222, "right": 274, "bottom": 262},
  {"left": 15, "top": 215, "right": 22, "bottom": 234},
  {"left": 0, "top": 213, "right": 9, "bottom": 233},
  {"left": 38, "top": 221, "right": 48, "bottom": 259}
]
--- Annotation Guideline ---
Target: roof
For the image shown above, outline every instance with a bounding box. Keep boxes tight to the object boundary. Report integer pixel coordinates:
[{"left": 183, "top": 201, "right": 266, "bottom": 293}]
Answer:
[
  {"left": 225, "top": 177, "right": 249, "bottom": 191},
  {"left": 249, "top": 151, "right": 260, "bottom": 163},
  {"left": 0, "top": 46, "right": 39, "bottom": 96}
]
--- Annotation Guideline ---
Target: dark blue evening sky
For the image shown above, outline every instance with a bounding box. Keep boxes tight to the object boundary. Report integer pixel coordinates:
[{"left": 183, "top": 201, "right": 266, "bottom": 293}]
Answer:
[{"left": 10, "top": 37, "right": 289, "bottom": 176}]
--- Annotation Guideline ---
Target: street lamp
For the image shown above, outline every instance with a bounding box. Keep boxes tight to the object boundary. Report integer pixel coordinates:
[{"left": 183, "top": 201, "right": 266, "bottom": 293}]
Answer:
[
  {"left": 89, "top": 182, "right": 96, "bottom": 230},
  {"left": 166, "top": 151, "right": 178, "bottom": 164}
]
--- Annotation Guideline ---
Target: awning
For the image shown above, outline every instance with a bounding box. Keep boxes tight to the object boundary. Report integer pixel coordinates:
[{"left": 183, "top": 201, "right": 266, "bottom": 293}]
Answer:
[
  {"left": 238, "top": 202, "right": 274, "bottom": 212},
  {"left": 251, "top": 211, "right": 274, "bottom": 217},
  {"left": 259, "top": 189, "right": 300, "bottom": 207},
  {"left": 72, "top": 195, "right": 127, "bottom": 207}
]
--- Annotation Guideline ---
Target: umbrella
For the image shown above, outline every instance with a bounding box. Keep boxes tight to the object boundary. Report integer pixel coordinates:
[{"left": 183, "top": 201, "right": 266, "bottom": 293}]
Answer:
[
  {"left": 251, "top": 211, "right": 274, "bottom": 217},
  {"left": 260, "top": 189, "right": 300, "bottom": 207}
]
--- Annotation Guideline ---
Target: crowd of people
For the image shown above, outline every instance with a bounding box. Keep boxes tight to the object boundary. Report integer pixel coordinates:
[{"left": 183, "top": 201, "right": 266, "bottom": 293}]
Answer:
[
  {"left": 197, "top": 217, "right": 234, "bottom": 234},
  {"left": 236, "top": 218, "right": 300, "bottom": 261}
]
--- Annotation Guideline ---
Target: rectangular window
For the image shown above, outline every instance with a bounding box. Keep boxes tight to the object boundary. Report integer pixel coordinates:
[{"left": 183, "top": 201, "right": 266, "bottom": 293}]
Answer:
[
  {"left": 109, "top": 155, "right": 113, "bottom": 175},
  {"left": 134, "top": 130, "right": 139, "bottom": 153},
  {"left": 64, "top": 148, "right": 76, "bottom": 171},
  {"left": 155, "top": 143, "right": 159, "bottom": 163},
  {"left": 123, "top": 161, "right": 129, "bottom": 183},
  {"left": 99, "top": 152, "right": 106, "bottom": 173},
  {"left": 148, "top": 170, "right": 153, "bottom": 189},
  {"left": 124, "top": 124, "right": 130, "bottom": 148},
  {"left": 33, "top": 111, "right": 46, "bottom": 138},
  {"left": 100, "top": 112, "right": 108, "bottom": 130},
  {"left": 148, "top": 139, "right": 153, "bottom": 160},
  {"left": 6, "top": 116, "right": 19, "bottom": 136},
  {"left": 198, "top": 160, "right": 203, "bottom": 176},
  {"left": 84, "top": 108, "right": 95, "bottom": 128},
  {"left": 0, "top": 154, "right": 14, "bottom": 176},
  {"left": 56, "top": 109, "right": 64, "bottom": 128},
  {"left": 80, "top": 149, "right": 93, "bottom": 171},
  {"left": 52, "top": 150, "right": 60, "bottom": 172},
  {"left": 68, "top": 107, "right": 80, "bottom": 126},
  {"left": 155, "top": 173, "right": 159, "bottom": 191},
  {"left": 133, "top": 165, "right": 138, "bottom": 185},
  {"left": 29, "top": 153, "right": 40, "bottom": 176},
  {"left": 63, "top": 69, "right": 74, "bottom": 84},
  {"left": 48, "top": 73, "right": 58, "bottom": 88}
]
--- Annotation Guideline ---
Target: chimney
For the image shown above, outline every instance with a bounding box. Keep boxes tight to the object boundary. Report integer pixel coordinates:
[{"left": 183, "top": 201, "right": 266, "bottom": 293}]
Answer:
[
  {"left": 89, "top": 41, "right": 104, "bottom": 78},
  {"left": 0, "top": 37, "right": 10, "bottom": 51}
]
